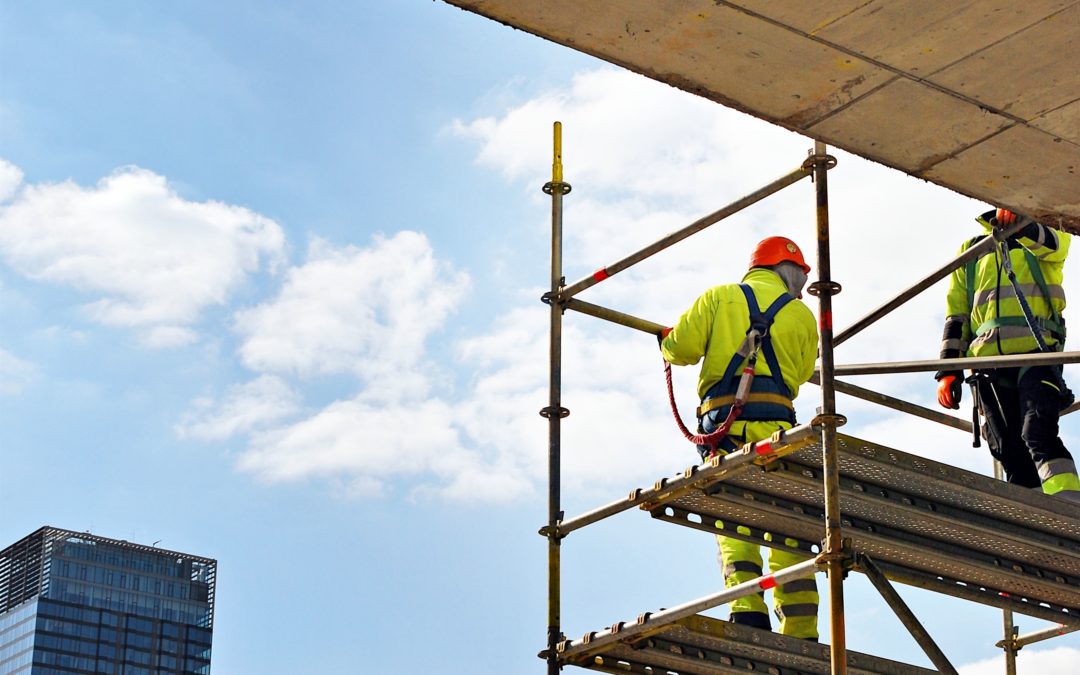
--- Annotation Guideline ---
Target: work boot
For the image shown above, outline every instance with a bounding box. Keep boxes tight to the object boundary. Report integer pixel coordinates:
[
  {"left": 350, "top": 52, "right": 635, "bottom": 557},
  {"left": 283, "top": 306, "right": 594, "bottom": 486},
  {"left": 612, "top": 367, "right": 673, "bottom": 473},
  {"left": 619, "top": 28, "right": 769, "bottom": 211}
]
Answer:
[{"left": 730, "top": 611, "right": 771, "bottom": 631}]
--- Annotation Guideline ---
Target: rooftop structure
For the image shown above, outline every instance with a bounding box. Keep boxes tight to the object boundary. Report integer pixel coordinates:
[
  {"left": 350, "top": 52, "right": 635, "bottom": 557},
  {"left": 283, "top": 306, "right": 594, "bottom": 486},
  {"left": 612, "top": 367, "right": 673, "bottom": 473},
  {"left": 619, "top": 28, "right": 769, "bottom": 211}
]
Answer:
[{"left": 0, "top": 526, "right": 216, "bottom": 675}]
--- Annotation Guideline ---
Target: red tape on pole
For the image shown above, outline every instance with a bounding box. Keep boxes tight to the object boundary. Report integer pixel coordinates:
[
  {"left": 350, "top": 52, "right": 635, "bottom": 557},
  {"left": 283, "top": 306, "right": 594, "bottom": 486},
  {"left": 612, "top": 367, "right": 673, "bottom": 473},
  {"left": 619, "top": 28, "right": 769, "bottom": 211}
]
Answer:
[
  {"left": 758, "top": 575, "right": 777, "bottom": 590},
  {"left": 592, "top": 267, "right": 610, "bottom": 282}
]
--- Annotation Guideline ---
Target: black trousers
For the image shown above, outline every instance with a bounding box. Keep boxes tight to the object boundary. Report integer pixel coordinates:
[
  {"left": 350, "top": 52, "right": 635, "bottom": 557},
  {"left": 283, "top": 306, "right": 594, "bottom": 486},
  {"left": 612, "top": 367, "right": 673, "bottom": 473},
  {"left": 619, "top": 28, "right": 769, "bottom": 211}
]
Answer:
[{"left": 973, "top": 365, "right": 1071, "bottom": 488}]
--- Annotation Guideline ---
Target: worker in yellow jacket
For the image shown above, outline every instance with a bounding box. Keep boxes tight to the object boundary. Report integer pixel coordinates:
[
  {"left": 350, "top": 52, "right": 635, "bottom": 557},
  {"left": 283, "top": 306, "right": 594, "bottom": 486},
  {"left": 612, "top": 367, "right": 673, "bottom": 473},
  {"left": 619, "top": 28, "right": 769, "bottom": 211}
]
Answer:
[
  {"left": 660, "top": 236, "right": 820, "bottom": 639},
  {"left": 936, "top": 208, "right": 1080, "bottom": 502}
]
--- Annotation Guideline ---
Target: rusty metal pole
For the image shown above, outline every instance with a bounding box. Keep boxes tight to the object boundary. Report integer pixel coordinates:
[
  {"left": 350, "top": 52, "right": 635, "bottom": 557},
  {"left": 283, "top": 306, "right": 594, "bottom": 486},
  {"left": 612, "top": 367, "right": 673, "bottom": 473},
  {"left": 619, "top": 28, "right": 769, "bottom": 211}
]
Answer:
[
  {"left": 807, "top": 142, "right": 847, "bottom": 674},
  {"left": 993, "top": 460, "right": 1019, "bottom": 675},
  {"left": 541, "top": 121, "right": 571, "bottom": 675}
]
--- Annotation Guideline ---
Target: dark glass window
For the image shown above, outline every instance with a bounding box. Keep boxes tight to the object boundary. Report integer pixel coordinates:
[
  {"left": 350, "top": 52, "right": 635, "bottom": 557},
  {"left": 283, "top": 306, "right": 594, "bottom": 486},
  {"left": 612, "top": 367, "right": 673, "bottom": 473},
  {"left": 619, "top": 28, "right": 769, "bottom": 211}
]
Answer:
[
  {"left": 127, "top": 632, "right": 153, "bottom": 649},
  {"left": 124, "top": 647, "right": 152, "bottom": 665},
  {"left": 186, "top": 626, "right": 212, "bottom": 645}
]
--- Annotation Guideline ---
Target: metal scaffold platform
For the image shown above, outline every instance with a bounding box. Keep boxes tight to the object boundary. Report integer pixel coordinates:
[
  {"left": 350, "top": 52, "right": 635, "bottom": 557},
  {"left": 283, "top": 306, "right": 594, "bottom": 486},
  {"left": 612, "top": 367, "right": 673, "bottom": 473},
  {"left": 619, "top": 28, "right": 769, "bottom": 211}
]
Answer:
[
  {"left": 560, "top": 615, "right": 938, "bottom": 675},
  {"left": 535, "top": 127, "right": 1080, "bottom": 674},
  {"left": 652, "top": 432, "right": 1080, "bottom": 626}
]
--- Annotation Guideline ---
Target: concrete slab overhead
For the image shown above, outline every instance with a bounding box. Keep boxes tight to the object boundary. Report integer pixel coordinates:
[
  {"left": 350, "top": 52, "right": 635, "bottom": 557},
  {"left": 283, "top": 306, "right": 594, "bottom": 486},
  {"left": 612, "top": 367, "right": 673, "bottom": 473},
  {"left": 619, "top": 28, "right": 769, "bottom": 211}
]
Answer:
[{"left": 446, "top": 0, "right": 1080, "bottom": 230}]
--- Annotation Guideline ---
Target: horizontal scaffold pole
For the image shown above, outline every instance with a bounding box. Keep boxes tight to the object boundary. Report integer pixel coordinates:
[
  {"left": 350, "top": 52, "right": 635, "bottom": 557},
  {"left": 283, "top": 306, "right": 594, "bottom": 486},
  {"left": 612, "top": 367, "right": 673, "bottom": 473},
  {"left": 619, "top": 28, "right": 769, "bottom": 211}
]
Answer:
[
  {"left": 996, "top": 623, "right": 1080, "bottom": 650},
  {"left": 563, "top": 298, "right": 665, "bottom": 335},
  {"left": 548, "top": 424, "right": 818, "bottom": 538},
  {"left": 557, "top": 556, "right": 821, "bottom": 660},
  {"left": 559, "top": 165, "right": 812, "bottom": 301},
  {"left": 810, "top": 375, "right": 972, "bottom": 433},
  {"left": 833, "top": 218, "right": 1028, "bottom": 348},
  {"left": 826, "top": 351, "right": 1080, "bottom": 377}
]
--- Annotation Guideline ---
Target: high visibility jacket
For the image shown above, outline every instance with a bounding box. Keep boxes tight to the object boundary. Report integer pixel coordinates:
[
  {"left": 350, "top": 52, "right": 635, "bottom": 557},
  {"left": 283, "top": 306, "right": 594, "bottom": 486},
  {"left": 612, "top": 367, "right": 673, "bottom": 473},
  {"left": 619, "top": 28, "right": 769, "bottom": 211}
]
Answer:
[
  {"left": 662, "top": 268, "right": 818, "bottom": 401},
  {"left": 941, "top": 212, "right": 1069, "bottom": 360}
]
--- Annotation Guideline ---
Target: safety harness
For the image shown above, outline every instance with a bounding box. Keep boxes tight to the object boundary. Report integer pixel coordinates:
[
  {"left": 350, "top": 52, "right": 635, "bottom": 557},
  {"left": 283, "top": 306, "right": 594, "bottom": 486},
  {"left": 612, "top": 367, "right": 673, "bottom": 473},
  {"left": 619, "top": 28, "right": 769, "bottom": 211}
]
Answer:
[
  {"left": 963, "top": 233, "right": 1067, "bottom": 349},
  {"left": 665, "top": 284, "right": 795, "bottom": 455},
  {"left": 964, "top": 229, "right": 1073, "bottom": 444}
]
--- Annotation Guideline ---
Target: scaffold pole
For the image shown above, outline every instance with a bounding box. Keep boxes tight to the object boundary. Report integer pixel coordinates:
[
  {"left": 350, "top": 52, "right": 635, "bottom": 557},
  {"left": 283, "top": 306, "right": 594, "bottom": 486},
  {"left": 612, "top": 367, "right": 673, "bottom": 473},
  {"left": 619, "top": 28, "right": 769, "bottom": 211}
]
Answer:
[
  {"left": 998, "top": 623, "right": 1080, "bottom": 651},
  {"left": 559, "top": 165, "right": 812, "bottom": 300},
  {"left": 541, "top": 121, "right": 571, "bottom": 675},
  {"left": 807, "top": 141, "right": 847, "bottom": 674},
  {"left": 557, "top": 556, "right": 822, "bottom": 660},
  {"left": 827, "top": 351, "right": 1080, "bottom": 376},
  {"left": 832, "top": 219, "right": 1027, "bottom": 347},
  {"left": 858, "top": 555, "right": 958, "bottom": 675},
  {"left": 811, "top": 375, "right": 972, "bottom": 433},
  {"left": 563, "top": 298, "right": 665, "bottom": 335},
  {"left": 993, "top": 460, "right": 1019, "bottom": 675}
]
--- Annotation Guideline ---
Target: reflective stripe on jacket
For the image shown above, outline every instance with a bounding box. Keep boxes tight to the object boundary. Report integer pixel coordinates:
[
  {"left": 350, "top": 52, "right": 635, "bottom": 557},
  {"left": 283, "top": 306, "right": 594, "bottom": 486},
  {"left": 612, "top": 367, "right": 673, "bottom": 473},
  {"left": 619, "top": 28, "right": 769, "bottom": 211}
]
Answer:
[
  {"left": 943, "top": 214, "right": 1069, "bottom": 358},
  {"left": 661, "top": 268, "right": 818, "bottom": 400}
]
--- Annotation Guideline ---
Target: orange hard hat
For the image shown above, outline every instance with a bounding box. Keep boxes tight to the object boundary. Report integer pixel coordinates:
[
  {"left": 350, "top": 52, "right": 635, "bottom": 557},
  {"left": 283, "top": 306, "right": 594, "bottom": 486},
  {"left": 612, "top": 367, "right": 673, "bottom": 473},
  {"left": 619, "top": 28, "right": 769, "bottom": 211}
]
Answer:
[{"left": 749, "top": 236, "right": 810, "bottom": 274}]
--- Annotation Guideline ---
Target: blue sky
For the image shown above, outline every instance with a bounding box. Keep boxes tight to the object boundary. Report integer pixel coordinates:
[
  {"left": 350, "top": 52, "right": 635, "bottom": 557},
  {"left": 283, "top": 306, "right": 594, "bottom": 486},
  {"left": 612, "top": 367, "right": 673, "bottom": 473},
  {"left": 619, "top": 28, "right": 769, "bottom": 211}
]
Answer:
[{"left": 1, "top": 2, "right": 1078, "bottom": 673}]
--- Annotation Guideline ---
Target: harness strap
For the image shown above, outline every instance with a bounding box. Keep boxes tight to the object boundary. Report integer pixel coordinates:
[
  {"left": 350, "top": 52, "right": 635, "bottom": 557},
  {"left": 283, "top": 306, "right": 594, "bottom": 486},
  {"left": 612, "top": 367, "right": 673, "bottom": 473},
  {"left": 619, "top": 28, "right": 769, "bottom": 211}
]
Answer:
[
  {"left": 697, "top": 391, "right": 794, "bottom": 418},
  {"left": 1022, "top": 246, "right": 1061, "bottom": 326},
  {"left": 716, "top": 285, "right": 793, "bottom": 397},
  {"left": 665, "top": 283, "right": 797, "bottom": 454},
  {"left": 974, "top": 315, "right": 1065, "bottom": 340},
  {"left": 963, "top": 234, "right": 1066, "bottom": 340}
]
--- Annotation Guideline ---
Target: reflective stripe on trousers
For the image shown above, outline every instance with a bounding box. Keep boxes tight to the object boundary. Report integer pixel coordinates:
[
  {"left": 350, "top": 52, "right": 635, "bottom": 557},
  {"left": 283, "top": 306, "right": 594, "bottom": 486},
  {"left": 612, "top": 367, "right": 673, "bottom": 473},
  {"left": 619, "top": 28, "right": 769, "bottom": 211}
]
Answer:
[{"left": 716, "top": 534, "right": 819, "bottom": 639}]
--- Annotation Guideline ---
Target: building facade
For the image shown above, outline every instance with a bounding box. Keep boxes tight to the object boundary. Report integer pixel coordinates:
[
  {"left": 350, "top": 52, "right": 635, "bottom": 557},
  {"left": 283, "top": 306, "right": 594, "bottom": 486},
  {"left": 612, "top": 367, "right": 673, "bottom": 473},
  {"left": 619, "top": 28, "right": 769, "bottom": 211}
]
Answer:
[{"left": 0, "top": 527, "right": 216, "bottom": 675}]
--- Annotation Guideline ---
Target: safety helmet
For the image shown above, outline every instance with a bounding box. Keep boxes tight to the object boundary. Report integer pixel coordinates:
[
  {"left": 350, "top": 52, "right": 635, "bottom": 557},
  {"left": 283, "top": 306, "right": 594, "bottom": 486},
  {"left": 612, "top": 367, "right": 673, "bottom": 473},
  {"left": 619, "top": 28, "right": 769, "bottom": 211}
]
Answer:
[{"left": 749, "top": 236, "right": 810, "bottom": 274}]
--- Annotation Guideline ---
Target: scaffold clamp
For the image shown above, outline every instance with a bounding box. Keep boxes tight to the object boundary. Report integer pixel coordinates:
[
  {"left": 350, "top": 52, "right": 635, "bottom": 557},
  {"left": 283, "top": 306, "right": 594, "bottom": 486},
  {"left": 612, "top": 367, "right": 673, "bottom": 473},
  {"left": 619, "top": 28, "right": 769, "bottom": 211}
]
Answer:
[
  {"left": 802, "top": 150, "right": 838, "bottom": 172},
  {"left": 807, "top": 280, "right": 842, "bottom": 297},
  {"left": 539, "top": 405, "right": 570, "bottom": 419},
  {"left": 542, "top": 181, "right": 572, "bottom": 196},
  {"left": 540, "top": 290, "right": 568, "bottom": 312},
  {"left": 811, "top": 413, "right": 847, "bottom": 429}
]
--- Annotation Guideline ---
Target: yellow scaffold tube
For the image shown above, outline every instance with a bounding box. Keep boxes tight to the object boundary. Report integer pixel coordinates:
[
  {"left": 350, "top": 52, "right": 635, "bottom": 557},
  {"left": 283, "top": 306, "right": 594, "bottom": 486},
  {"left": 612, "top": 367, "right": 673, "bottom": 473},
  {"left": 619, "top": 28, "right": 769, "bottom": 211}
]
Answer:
[{"left": 552, "top": 121, "right": 563, "bottom": 184}]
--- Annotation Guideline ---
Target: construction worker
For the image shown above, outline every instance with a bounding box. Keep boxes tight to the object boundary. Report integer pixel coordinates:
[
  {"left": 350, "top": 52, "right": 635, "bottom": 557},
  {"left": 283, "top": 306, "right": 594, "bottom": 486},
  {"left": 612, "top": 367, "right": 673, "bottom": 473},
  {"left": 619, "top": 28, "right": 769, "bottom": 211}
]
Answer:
[
  {"left": 935, "top": 208, "right": 1080, "bottom": 503},
  {"left": 660, "top": 236, "right": 819, "bottom": 639}
]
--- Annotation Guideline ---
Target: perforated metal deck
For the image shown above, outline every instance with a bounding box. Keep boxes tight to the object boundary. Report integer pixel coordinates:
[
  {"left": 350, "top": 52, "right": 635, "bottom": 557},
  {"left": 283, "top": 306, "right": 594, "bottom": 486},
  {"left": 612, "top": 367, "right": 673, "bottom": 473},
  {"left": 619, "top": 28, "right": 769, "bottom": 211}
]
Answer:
[
  {"left": 649, "top": 434, "right": 1080, "bottom": 625},
  {"left": 560, "top": 614, "right": 937, "bottom": 674}
]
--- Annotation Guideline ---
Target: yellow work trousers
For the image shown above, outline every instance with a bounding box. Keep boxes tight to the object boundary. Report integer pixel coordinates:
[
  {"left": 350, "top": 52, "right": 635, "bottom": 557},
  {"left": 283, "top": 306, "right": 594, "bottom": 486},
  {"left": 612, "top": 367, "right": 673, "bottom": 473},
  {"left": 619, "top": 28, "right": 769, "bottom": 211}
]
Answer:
[{"left": 716, "top": 420, "right": 819, "bottom": 640}]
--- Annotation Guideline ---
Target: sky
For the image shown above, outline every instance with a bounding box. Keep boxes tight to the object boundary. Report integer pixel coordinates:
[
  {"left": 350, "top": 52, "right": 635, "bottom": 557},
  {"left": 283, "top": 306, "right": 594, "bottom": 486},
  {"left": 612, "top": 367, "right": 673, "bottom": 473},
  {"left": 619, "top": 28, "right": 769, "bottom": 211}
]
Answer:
[{"left": 1, "top": 2, "right": 1078, "bottom": 673}]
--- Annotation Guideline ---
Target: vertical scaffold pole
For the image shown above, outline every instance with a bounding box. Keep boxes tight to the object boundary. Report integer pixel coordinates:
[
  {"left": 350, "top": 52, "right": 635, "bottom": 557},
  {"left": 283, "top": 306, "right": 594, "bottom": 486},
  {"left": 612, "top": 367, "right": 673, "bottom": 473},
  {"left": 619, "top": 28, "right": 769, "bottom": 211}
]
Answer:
[
  {"left": 807, "top": 141, "right": 846, "bottom": 674},
  {"left": 541, "top": 121, "right": 571, "bottom": 675},
  {"left": 994, "top": 460, "right": 1019, "bottom": 675}
]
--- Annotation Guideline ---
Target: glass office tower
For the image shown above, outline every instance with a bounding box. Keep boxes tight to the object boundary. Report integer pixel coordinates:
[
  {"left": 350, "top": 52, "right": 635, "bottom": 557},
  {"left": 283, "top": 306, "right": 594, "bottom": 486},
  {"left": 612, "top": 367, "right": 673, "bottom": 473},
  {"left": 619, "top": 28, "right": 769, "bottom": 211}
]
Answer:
[{"left": 0, "top": 526, "right": 216, "bottom": 675}]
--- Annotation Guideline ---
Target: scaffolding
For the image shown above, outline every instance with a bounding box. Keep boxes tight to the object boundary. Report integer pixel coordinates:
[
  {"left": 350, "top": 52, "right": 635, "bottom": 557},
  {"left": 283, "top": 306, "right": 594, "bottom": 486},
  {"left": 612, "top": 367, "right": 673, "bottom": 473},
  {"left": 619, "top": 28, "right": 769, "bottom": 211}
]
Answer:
[{"left": 539, "top": 124, "right": 1080, "bottom": 675}]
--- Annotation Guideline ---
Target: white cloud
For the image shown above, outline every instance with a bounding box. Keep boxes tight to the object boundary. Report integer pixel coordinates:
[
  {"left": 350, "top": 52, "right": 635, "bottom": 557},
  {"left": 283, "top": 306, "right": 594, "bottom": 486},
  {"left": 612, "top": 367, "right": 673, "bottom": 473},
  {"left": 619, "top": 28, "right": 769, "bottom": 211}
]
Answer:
[
  {"left": 235, "top": 396, "right": 537, "bottom": 502},
  {"left": 959, "top": 647, "right": 1080, "bottom": 674},
  {"left": 451, "top": 68, "right": 808, "bottom": 211},
  {"left": 0, "top": 162, "right": 285, "bottom": 346},
  {"left": 176, "top": 375, "right": 301, "bottom": 441},
  {"left": 0, "top": 347, "right": 35, "bottom": 395},
  {"left": 182, "top": 232, "right": 510, "bottom": 500},
  {"left": 234, "top": 232, "right": 469, "bottom": 392},
  {"left": 0, "top": 159, "right": 23, "bottom": 202},
  {"left": 188, "top": 66, "right": 1080, "bottom": 504}
]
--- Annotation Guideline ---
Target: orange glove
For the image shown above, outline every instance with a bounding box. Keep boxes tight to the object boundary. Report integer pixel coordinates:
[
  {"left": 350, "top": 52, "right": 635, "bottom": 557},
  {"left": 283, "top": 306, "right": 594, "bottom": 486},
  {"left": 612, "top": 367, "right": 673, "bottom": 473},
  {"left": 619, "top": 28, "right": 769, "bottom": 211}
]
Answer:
[
  {"left": 657, "top": 327, "right": 672, "bottom": 346},
  {"left": 995, "top": 208, "right": 1017, "bottom": 226},
  {"left": 936, "top": 374, "right": 962, "bottom": 409}
]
